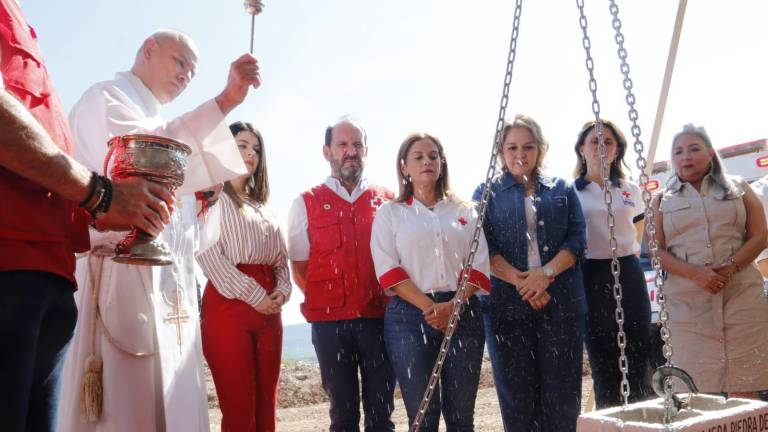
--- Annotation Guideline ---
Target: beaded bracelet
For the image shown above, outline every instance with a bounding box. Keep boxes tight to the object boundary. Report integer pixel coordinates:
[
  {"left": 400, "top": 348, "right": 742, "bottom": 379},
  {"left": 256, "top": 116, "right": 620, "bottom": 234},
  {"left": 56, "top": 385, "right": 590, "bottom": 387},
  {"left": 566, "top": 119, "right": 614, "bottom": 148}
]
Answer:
[
  {"left": 78, "top": 172, "right": 99, "bottom": 209},
  {"left": 91, "top": 175, "right": 113, "bottom": 216},
  {"left": 79, "top": 171, "right": 113, "bottom": 218}
]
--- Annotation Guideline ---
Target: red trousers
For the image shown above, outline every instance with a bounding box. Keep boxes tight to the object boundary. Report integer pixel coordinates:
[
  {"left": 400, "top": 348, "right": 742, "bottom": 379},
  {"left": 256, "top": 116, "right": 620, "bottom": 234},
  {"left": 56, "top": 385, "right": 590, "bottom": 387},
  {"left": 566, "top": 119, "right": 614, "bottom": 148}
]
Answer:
[{"left": 201, "top": 264, "right": 282, "bottom": 432}]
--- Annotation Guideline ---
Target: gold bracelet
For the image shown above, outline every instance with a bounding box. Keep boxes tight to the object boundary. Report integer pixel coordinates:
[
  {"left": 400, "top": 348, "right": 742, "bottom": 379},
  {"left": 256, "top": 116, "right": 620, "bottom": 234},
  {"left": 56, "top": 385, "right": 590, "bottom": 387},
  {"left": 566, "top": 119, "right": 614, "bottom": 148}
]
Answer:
[{"left": 728, "top": 257, "right": 741, "bottom": 272}]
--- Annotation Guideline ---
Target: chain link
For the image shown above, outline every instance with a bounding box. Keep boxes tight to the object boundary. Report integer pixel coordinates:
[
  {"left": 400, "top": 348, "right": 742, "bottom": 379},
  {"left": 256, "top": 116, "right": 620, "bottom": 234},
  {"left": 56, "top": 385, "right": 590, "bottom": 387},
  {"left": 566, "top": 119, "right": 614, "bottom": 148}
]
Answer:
[
  {"left": 409, "top": 1, "right": 524, "bottom": 430},
  {"left": 606, "top": 1, "right": 675, "bottom": 424},
  {"left": 575, "top": 0, "right": 631, "bottom": 407}
]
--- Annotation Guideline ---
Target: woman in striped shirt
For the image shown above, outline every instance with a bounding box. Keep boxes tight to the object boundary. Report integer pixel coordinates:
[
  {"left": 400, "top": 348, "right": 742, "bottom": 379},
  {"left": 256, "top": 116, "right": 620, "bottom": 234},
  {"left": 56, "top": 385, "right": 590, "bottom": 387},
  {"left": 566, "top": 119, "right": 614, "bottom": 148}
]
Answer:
[{"left": 197, "top": 121, "right": 291, "bottom": 432}]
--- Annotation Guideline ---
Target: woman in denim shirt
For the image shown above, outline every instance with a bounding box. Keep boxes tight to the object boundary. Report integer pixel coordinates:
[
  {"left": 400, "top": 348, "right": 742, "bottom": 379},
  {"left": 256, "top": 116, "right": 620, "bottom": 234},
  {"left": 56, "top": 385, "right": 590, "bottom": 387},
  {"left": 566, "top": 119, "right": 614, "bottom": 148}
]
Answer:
[{"left": 473, "top": 114, "right": 586, "bottom": 432}]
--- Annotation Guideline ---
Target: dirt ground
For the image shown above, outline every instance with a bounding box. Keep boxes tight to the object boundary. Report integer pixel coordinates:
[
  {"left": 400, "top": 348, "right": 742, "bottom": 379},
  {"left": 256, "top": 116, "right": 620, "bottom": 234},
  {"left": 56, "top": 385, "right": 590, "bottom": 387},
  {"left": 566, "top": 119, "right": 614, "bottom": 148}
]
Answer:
[
  {"left": 254, "top": 377, "right": 593, "bottom": 432},
  {"left": 207, "top": 355, "right": 596, "bottom": 431}
]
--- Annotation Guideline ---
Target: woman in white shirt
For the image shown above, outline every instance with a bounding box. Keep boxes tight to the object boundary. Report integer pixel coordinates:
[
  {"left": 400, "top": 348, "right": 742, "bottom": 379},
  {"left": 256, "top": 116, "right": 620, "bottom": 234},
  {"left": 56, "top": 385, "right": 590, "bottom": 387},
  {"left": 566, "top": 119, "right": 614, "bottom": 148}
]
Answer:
[
  {"left": 197, "top": 122, "right": 291, "bottom": 432},
  {"left": 371, "top": 132, "right": 490, "bottom": 431},
  {"left": 573, "top": 119, "right": 652, "bottom": 408}
]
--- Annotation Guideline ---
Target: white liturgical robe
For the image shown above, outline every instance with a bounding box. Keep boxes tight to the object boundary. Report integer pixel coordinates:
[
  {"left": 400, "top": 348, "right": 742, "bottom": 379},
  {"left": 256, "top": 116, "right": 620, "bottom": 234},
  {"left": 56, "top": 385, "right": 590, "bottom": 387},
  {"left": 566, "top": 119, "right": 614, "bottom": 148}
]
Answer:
[{"left": 58, "top": 71, "right": 246, "bottom": 432}]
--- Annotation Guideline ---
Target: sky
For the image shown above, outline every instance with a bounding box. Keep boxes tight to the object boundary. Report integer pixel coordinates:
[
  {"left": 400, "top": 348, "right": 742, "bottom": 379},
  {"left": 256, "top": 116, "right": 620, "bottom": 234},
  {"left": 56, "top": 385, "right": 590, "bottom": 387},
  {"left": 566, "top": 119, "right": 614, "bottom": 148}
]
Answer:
[{"left": 22, "top": 0, "right": 768, "bottom": 325}]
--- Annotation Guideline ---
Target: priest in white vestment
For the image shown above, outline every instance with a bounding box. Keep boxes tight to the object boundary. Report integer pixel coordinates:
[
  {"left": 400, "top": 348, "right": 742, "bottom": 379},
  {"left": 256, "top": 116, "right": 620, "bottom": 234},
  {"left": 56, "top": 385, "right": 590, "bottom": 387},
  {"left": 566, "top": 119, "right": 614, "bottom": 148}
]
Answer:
[{"left": 58, "top": 30, "right": 260, "bottom": 432}]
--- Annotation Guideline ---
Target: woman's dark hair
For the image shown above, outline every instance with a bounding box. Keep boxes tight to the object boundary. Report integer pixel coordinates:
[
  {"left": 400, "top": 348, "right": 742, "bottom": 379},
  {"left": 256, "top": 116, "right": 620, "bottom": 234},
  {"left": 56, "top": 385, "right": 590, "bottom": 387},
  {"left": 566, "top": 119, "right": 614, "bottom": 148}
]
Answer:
[
  {"left": 572, "top": 119, "right": 628, "bottom": 184},
  {"left": 223, "top": 121, "right": 269, "bottom": 207},
  {"left": 671, "top": 123, "right": 736, "bottom": 195},
  {"left": 394, "top": 132, "right": 451, "bottom": 203}
]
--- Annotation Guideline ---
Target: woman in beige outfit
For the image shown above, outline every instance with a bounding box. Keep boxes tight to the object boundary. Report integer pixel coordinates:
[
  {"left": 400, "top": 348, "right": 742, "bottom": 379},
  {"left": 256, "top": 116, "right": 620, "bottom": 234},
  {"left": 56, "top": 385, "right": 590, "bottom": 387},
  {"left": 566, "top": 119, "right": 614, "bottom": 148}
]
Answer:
[{"left": 652, "top": 124, "right": 768, "bottom": 397}]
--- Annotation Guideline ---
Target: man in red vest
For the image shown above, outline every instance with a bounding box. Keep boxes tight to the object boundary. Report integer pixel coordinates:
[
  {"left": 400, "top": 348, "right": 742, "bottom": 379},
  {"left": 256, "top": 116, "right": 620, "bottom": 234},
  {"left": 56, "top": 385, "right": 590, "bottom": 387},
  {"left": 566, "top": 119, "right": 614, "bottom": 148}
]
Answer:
[
  {"left": 287, "top": 118, "right": 395, "bottom": 431},
  {"left": 0, "top": 2, "right": 174, "bottom": 431}
]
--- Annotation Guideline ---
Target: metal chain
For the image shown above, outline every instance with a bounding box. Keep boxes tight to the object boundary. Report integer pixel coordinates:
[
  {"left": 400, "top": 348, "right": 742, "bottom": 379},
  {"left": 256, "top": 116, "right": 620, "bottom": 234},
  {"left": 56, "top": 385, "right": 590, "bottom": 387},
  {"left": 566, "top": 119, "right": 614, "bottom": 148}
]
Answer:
[
  {"left": 606, "top": 0, "right": 675, "bottom": 423},
  {"left": 409, "top": 1, "right": 523, "bottom": 430},
  {"left": 575, "top": 0, "right": 631, "bottom": 407}
]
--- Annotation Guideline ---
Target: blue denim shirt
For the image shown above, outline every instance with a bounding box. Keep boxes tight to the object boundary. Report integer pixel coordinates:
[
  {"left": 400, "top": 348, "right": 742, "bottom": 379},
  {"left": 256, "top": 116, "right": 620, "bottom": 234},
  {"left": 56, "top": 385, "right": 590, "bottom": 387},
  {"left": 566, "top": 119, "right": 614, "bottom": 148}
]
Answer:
[{"left": 473, "top": 172, "right": 587, "bottom": 320}]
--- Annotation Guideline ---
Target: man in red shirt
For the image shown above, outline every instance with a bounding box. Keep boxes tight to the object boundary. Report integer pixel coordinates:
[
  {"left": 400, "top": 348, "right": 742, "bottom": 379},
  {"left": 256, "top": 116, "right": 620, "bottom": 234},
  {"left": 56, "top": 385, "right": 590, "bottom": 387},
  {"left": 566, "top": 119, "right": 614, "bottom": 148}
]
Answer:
[{"left": 0, "top": 2, "right": 174, "bottom": 430}]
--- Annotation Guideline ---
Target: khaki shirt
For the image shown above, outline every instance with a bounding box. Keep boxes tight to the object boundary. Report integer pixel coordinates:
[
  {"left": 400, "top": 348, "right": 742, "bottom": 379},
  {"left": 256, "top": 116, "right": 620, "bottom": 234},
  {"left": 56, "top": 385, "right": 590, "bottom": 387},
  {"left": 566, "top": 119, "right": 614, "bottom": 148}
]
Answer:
[{"left": 660, "top": 174, "right": 768, "bottom": 392}]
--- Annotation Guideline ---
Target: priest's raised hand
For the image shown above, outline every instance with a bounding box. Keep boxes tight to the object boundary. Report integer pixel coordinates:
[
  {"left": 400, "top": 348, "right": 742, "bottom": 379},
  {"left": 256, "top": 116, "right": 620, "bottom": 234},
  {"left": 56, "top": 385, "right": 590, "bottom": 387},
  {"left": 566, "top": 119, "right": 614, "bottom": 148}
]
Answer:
[{"left": 215, "top": 53, "right": 261, "bottom": 115}]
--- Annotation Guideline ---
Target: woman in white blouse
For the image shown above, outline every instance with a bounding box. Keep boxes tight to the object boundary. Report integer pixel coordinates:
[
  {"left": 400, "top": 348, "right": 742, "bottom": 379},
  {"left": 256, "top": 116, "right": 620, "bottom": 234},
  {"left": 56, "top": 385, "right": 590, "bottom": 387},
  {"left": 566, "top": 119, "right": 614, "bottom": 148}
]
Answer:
[
  {"left": 573, "top": 120, "right": 652, "bottom": 408},
  {"left": 196, "top": 122, "right": 291, "bottom": 432},
  {"left": 371, "top": 132, "right": 491, "bottom": 431}
]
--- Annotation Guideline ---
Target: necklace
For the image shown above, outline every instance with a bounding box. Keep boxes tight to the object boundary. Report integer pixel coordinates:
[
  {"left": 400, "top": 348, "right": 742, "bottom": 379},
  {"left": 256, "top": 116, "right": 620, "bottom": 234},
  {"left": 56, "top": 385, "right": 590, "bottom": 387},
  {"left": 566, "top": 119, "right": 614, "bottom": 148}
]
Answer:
[{"left": 525, "top": 194, "right": 540, "bottom": 262}]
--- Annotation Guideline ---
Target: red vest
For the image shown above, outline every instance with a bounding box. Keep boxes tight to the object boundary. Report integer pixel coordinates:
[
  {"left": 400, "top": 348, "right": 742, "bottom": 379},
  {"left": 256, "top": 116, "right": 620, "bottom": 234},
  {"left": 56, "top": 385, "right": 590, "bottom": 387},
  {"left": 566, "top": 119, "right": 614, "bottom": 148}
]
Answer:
[
  {"left": 301, "top": 184, "right": 393, "bottom": 322},
  {"left": 0, "top": 0, "right": 89, "bottom": 284}
]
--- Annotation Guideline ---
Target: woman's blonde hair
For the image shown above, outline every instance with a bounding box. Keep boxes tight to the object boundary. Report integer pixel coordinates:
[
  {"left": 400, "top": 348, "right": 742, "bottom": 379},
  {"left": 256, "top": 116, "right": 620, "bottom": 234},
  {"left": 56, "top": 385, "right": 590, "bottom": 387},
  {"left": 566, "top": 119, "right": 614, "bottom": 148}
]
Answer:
[{"left": 497, "top": 114, "right": 549, "bottom": 180}]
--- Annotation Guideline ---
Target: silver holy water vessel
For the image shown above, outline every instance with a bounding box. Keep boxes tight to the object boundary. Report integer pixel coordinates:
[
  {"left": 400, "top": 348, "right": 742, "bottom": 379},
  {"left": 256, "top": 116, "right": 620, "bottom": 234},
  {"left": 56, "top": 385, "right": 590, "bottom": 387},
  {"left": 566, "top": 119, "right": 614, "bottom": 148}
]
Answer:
[{"left": 104, "top": 134, "right": 192, "bottom": 266}]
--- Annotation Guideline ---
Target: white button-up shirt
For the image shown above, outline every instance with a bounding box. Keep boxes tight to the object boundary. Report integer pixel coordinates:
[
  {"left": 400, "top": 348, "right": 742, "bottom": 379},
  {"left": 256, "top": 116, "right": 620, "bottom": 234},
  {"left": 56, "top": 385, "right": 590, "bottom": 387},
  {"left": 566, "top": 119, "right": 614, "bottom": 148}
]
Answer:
[
  {"left": 575, "top": 178, "right": 646, "bottom": 259},
  {"left": 370, "top": 195, "right": 490, "bottom": 295}
]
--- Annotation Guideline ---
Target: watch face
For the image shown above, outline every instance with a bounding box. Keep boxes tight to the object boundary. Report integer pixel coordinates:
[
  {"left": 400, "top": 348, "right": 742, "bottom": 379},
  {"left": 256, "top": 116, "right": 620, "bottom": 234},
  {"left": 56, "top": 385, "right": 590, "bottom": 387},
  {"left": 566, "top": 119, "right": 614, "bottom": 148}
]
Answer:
[{"left": 543, "top": 266, "right": 554, "bottom": 277}]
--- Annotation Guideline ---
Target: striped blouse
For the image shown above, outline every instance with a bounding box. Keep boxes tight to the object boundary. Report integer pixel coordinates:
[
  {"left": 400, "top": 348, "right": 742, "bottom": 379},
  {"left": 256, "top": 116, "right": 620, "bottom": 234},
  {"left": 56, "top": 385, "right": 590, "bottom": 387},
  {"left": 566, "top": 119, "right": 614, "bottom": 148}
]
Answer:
[{"left": 197, "top": 193, "right": 292, "bottom": 308}]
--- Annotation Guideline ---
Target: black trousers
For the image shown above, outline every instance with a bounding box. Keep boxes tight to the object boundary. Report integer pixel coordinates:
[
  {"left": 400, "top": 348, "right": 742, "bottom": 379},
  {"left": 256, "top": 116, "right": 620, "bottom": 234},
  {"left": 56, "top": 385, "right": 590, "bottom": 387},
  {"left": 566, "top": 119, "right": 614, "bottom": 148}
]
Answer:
[
  {"left": 583, "top": 255, "right": 653, "bottom": 408},
  {"left": 0, "top": 270, "right": 77, "bottom": 432},
  {"left": 312, "top": 318, "right": 396, "bottom": 432}
]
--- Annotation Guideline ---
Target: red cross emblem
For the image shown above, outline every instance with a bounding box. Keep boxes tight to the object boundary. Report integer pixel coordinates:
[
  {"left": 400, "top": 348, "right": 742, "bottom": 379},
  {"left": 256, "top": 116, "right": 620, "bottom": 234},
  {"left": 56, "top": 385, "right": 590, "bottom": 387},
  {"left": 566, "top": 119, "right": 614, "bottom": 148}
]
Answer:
[
  {"left": 458, "top": 217, "right": 468, "bottom": 226},
  {"left": 371, "top": 196, "right": 384, "bottom": 208},
  {"left": 621, "top": 191, "right": 632, "bottom": 199}
]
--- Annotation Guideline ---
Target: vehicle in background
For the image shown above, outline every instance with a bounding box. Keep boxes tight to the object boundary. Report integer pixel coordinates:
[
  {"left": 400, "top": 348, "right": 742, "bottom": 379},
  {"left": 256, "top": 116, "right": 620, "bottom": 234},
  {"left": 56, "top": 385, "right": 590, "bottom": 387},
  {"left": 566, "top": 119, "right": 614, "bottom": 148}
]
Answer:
[
  {"left": 639, "top": 244, "right": 661, "bottom": 322},
  {"left": 645, "top": 138, "right": 768, "bottom": 193}
]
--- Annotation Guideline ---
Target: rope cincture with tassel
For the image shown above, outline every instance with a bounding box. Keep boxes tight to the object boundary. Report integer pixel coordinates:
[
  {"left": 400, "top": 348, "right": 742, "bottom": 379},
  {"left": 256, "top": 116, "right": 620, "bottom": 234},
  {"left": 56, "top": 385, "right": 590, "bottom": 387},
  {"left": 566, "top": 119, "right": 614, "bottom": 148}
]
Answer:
[
  {"left": 81, "top": 253, "right": 105, "bottom": 422},
  {"left": 78, "top": 247, "right": 160, "bottom": 422},
  {"left": 81, "top": 352, "right": 103, "bottom": 422}
]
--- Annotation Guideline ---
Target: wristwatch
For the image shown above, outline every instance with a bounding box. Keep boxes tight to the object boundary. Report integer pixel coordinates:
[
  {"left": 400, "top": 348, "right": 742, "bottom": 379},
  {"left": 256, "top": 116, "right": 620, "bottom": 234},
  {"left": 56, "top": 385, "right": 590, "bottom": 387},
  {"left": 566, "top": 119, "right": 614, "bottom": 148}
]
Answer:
[{"left": 542, "top": 265, "right": 555, "bottom": 281}]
